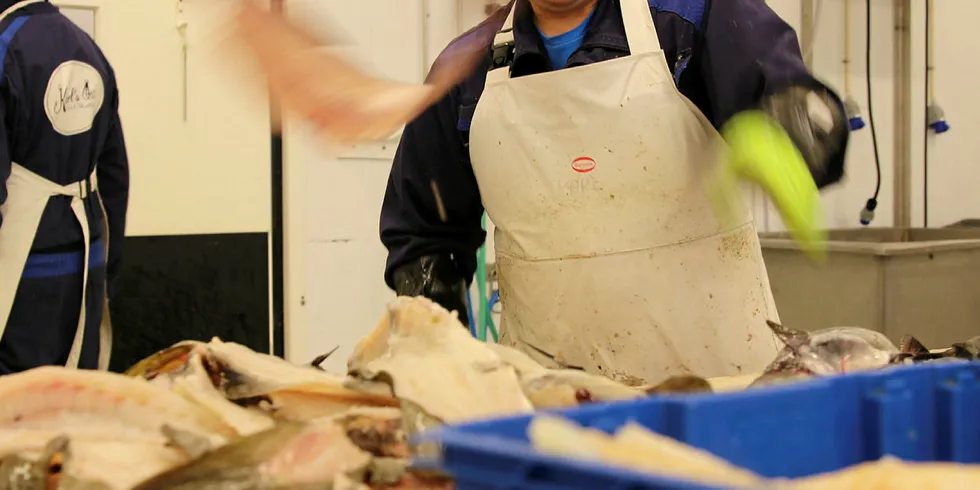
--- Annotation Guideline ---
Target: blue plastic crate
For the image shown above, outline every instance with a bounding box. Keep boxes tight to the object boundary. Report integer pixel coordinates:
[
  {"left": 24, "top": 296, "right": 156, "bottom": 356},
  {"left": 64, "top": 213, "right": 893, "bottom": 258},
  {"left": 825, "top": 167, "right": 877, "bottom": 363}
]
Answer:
[{"left": 416, "top": 362, "right": 980, "bottom": 490}]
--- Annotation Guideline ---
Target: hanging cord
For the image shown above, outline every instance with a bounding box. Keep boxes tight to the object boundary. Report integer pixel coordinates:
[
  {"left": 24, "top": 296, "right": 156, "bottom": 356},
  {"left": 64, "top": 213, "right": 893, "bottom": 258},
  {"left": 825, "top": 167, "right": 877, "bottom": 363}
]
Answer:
[
  {"left": 842, "top": 0, "right": 851, "bottom": 98},
  {"left": 801, "top": 0, "right": 825, "bottom": 63},
  {"left": 863, "top": 0, "right": 883, "bottom": 216},
  {"left": 923, "top": 0, "right": 932, "bottom": 227}
]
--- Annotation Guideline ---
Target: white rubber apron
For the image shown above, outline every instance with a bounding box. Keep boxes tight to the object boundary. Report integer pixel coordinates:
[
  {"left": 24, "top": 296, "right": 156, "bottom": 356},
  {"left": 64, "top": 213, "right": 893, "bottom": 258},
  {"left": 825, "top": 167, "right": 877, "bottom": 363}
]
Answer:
[{"left": 468, "top": 0, "right": 779, "bottom": 383}]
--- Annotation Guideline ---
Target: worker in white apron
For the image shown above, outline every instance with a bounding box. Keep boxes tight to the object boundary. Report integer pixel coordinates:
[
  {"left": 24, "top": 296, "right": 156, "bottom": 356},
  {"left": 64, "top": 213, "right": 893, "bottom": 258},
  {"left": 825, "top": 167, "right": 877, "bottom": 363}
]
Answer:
[
  {"left": 0, "top": 0, "right": 129, "bottom": 374},
  {"left": 381, "top": 0, "right": 848, "bottom": 382}
]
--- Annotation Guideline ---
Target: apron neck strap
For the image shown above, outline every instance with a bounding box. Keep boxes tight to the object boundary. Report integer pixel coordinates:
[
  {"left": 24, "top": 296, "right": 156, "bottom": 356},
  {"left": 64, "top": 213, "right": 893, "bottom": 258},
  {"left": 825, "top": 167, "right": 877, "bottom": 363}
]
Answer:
[
  {"left": 620, "top": 0, "right": 662, "bottom": 55},
  {"left": 490, "top": 3, "right": 518, "bottom": 71},
  {"left": 0, "top": 0, "right": 43, "bottom": 22},
  {"left": 490, "top": 0, "right": 663, "bottom": 73}
]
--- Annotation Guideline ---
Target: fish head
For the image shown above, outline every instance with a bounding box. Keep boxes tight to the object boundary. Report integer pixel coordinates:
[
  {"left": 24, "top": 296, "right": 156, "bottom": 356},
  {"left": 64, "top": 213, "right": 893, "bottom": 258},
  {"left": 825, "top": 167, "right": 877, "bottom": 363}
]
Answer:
[
  {"left": 0, "top": 436, "right": 112, "bottom": 490},
  {"left": 124, "top": 342, "right": 214, "bottom": 383},
  {"left": 0, "top": 451, "right": 44, "bottom": 490},
  {"left": 764, "top": 321, "right": 834, "bottom": 375}
]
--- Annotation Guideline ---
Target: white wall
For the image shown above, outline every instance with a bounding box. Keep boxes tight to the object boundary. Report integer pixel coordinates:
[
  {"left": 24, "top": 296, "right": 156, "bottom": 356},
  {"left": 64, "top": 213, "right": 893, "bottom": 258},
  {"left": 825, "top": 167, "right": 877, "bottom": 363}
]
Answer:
[
  {"left": 927, "top": 1, "right": 978, "bottom": 227},
  {"left": 55, "top": 0, "right": 273, "bottom": 237}
]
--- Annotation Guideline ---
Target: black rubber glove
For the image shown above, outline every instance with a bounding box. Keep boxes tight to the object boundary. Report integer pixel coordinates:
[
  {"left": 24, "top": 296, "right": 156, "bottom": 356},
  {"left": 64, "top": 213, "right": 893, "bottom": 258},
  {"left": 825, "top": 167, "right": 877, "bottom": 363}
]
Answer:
[
  {"left": 759, "top": 84, "right": 849, "bottom": 189},
  {"left": 391, "top": 254, "right": 469, "bottom": 328}
]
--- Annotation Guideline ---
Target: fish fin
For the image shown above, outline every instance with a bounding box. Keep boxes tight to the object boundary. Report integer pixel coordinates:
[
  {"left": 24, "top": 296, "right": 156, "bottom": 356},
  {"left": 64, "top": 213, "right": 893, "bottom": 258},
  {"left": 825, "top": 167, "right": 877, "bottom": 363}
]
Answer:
[
  {"left": 309, "top": 346, "right": 340, "bottom": 370},
  {"left": 162, "top": 425, "right": 215, "bottom": 460},
  {"left": 900, "top": 335, "right": 929, "bottom": 355},
  {"left": 766, "top": 320, "right": 809, "bottom": 351},
  {"left": 946, "top": 343, "right": 975, "bottom": 359}
]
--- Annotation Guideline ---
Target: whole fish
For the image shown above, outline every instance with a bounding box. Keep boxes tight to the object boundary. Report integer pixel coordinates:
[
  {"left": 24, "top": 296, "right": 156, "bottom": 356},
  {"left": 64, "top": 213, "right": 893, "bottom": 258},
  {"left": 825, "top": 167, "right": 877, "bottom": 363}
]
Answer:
[
  {"left": 751, "top": 321, "right": 898, "bottom": 388},
  {"left": 132, "top": 422, "right": 371, "bottom": 490},
  {"left": 127, "top": 339, "right": 400, "bottom": 423}
]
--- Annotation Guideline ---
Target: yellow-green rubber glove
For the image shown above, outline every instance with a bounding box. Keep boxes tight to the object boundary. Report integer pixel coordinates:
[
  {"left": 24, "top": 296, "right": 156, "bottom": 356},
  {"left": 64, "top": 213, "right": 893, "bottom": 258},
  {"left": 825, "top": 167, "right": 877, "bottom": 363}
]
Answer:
[{"left": 710, "top": 110, "right": 827, "bottom": 261}]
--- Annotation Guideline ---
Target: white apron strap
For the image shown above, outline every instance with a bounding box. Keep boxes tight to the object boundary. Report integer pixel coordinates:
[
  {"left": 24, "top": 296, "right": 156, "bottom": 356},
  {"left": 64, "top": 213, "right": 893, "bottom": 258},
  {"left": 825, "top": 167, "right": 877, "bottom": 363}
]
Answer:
[
  {"left": 95, "top": 194, "right": 112, "bottom": 370},
  {"left": 63, "top": 195, "right": 91, "bottom": 369},
  {"left": 0, "top": 165, "right": 52, "bottom": 333},
  {"left": 620, "top": 0, "right": 661, "bottom": 54},
  {"left": 0, "top": 0, "right": 43, "bottom": 18},
  {"left": 489, "top": 0, "right": 662, "bottom": 76}
]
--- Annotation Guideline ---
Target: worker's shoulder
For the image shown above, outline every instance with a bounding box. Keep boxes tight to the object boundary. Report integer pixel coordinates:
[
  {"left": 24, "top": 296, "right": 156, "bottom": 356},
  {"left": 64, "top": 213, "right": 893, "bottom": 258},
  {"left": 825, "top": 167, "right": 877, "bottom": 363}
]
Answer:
[
  {"left": 648, "top": 0, "right": 708, "bottom": 30},
  {"left": 7, "top": 9, "right": 115, "bottom": 75},
  {"left": 427, "top": 2, "right": 510, "bottom": 85}
]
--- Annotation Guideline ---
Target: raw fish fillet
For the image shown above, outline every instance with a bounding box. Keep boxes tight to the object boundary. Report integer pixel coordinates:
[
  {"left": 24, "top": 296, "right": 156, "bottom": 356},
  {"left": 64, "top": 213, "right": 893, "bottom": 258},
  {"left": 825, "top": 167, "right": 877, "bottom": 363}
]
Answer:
[
  {"left": 349, "top": 297, "right": 533, "bottom": 424},
  {"left": 0, "top": 367, "right": 236, "bottom": 444},
  {"left": 528, "top": 416, "right": 762, "bottom": 488}
]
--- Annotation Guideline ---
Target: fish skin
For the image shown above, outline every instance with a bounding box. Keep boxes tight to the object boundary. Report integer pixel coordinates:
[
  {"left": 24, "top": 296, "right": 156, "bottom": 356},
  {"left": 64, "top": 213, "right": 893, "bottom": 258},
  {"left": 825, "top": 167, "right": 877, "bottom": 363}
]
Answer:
[
  {"left": 132, "top": 422, "right": 371, "bottom": 490},
  {"left": 241, "top": 383, "right": 401, "bottom": 423},
  {"left": 0, "top": 367, "right": 236, "bottom": 444}
]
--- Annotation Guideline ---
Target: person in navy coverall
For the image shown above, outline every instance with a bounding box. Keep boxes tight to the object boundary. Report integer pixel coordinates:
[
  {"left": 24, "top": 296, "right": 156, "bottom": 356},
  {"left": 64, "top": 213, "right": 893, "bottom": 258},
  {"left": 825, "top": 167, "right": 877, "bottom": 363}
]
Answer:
[
  {"left": 381, "top": 0, "right": 850, "bottom": 380},
  {"left": 0, "top": 0, "right": 129, "bottom": 374}
]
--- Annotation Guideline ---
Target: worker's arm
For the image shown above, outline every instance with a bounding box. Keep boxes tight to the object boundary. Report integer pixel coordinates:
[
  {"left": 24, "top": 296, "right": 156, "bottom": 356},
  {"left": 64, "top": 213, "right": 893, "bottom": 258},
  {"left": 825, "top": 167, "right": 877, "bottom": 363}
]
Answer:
[
  {"left": 96, "top": 79, "right": 130, "bottom": 300},
  {"left": 698, "top": 0, "right": 848, "bottom": 189},
  {"left": 379, "top": 86, "right": 486, "bottom": 326}
]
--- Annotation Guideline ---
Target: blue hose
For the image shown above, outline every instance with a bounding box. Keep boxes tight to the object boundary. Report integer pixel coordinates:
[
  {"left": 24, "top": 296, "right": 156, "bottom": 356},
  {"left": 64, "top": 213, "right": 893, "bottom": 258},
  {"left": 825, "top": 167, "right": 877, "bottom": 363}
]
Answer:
[{"left": 465, "top": 289, "right": 477, "bottom": 338}]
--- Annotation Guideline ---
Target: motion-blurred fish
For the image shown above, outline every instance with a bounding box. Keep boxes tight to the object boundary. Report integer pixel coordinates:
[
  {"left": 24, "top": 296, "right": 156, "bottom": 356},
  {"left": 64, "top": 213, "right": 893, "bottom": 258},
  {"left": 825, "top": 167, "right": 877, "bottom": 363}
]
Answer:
[{"left": 229, "top": 1, "right": 495, "bottom": 146}]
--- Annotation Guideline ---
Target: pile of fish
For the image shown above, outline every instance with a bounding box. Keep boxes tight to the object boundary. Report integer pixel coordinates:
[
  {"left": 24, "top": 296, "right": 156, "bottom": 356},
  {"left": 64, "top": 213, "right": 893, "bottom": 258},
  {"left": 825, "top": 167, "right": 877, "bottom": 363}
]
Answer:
[
  {"left": 0, "top": 297, "right": 713, "bottom": 490},
  {"left": 751, "top": 320, "right": 980, "bottom": 388}
]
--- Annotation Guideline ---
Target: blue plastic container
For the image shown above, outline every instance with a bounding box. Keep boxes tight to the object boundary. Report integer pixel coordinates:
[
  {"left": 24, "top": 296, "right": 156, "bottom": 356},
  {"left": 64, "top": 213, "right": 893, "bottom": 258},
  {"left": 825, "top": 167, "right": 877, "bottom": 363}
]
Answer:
[{"left": 417, "top": 362, "right": 980, "bottom": 490}]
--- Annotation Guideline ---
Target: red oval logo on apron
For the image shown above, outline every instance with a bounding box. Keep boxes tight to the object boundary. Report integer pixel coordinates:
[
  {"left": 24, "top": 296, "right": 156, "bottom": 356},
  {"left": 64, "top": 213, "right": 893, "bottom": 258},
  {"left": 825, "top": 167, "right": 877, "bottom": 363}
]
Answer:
[{"left": 571, "top": 156, "right": 596, "bottom": 173}]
